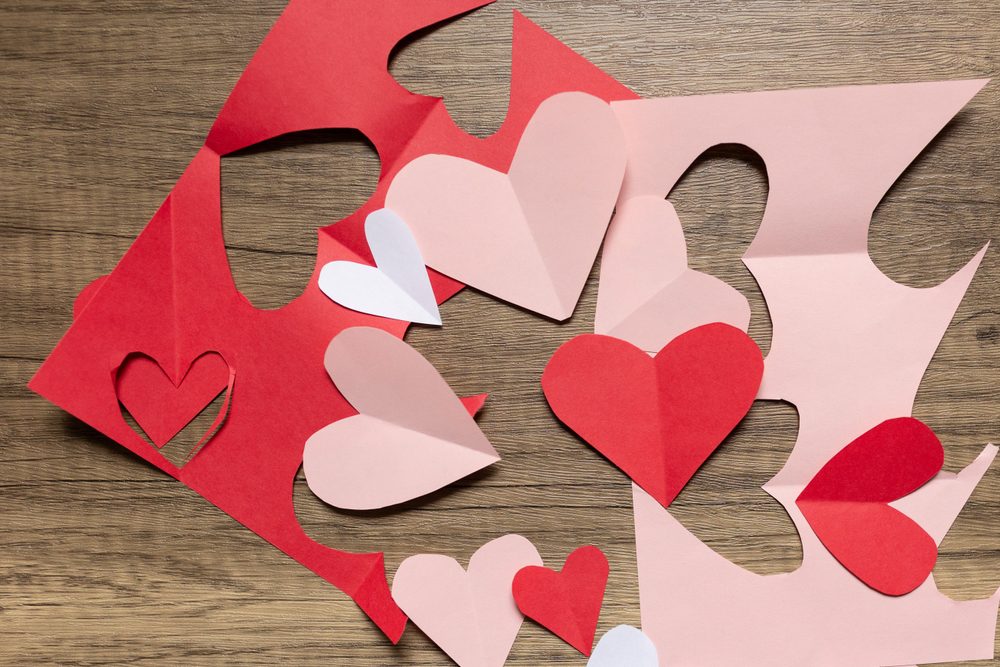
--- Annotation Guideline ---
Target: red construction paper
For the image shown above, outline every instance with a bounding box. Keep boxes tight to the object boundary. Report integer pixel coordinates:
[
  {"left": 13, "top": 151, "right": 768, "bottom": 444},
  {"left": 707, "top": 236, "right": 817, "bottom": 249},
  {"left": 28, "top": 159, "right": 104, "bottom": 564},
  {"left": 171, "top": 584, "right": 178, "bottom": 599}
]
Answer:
[
  {"left": 512, "top": 545, "right": 609, "bottom": 656},
  {"left": 541, "top": 323, "right": 763, "bottom": 508},
  {"left": 796, "top": 417, "right": 943, "bottom": 596},
  {"left": 28, "top": 0, "right": 637, "bottom": 641}
]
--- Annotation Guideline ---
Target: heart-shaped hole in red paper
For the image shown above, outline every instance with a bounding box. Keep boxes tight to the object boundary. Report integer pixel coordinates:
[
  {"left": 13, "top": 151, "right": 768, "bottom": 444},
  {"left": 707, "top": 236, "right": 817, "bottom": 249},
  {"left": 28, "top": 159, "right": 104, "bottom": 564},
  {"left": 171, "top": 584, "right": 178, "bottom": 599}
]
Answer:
[{"left": 115, "top": 351, "right": 233, "bottom": 460}]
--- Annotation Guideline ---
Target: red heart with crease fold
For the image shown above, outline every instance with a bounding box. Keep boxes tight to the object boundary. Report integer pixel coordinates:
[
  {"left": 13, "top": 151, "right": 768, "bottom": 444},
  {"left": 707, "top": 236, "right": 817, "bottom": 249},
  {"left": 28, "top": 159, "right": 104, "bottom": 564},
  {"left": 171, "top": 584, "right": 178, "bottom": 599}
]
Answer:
[
  {"left": 796, "top": 417, "right": 943, "bottom": 596},
  {"left": 115, "top": 351, "right": 231, "bottom": 448},
  {"left": 541, "top": 323, "right": 764, "bottom": 508},
  {"left": 512, "top": 545, "right": 609, "bottom": 655}
]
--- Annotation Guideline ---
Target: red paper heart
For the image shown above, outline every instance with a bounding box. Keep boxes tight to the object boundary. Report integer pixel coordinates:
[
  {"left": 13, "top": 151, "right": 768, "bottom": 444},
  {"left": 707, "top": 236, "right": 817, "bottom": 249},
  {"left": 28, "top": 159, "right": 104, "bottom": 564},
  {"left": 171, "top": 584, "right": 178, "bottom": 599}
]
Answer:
[
  {"left": 796, "top": 417, "right": 943, "bottom": 596},
  {"left": 115, "top": 351, "right": 233, "bottom": 449},
  {"left": 512, "top": 545, "right": 609, "bottom": 655},
  {"left": 541, "top": 323, "right": 763, "bottom": 507}
]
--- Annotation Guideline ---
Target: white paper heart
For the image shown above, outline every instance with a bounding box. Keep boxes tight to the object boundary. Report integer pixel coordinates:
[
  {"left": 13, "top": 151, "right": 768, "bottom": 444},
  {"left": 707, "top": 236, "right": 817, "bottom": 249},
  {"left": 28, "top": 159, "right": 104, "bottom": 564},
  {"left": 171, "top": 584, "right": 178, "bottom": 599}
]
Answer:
[
  {"left": 392, "top": 535, "right": 543, "bottom": 667},
  {"left": 587, "top": 625, "right": 659, "bottom": 667},
  {"left": 318, "top": 207, "right": 442, "bottom": 325}
]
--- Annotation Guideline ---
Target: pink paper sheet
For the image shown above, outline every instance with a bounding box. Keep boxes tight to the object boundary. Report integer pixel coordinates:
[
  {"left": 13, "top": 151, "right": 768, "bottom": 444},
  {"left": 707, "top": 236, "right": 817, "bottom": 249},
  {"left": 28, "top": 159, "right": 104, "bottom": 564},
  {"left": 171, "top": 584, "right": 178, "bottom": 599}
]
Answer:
[{"left": 608, "top": 79, "right": 998, "bottom": 665}]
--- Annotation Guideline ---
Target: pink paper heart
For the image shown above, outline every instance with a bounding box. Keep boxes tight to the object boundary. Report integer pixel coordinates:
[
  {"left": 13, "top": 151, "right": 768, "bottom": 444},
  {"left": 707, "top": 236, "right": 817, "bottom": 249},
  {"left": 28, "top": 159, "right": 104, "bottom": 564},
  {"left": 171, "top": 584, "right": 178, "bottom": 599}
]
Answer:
[
  {"left": 392, "top": 535, "right": 543, "bottom": 667},
  {"left": 386, "top": 91, "right": 627, "bottom": 321},
  {"left": 596, "top": 196, "right": 751, "bottom": 353},
  {"left": 302, "top": 327, "right": 499, "bottom": 510}
]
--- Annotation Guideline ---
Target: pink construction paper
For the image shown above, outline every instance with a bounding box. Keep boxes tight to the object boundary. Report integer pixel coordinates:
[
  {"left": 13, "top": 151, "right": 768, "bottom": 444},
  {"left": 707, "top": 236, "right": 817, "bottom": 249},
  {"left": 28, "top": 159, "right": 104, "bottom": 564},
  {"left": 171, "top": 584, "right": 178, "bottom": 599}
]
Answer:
[
  {"left": 386, "top": 92, "right": 627, "bottom": 321},
  {"left": 595, "top": 196, "right": 750, "bottom": 354},
  {"left": 303, "top": 327, "right": 499, "bottom": 510},
  {"left": 392, "top": 534, "right": 543, "bottom": 667},
  {"left": 611, "top": 79, "right": 998, "bottom": 665}
]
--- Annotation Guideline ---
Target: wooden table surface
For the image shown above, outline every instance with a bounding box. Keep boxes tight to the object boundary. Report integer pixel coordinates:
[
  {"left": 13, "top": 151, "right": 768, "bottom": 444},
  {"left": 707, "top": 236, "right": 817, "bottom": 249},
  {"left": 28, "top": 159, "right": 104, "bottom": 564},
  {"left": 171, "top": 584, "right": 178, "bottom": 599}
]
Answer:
[{"left": 2, "top": 1, "right": 999, "bottom": 664}]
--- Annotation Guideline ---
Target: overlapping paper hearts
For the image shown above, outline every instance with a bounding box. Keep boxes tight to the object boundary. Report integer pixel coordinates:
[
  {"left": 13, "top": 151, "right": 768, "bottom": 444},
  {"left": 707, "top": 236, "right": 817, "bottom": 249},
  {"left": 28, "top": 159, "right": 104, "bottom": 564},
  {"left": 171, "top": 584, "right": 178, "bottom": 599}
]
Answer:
[
  {"left": 542, "top": 323, "right": 764, "bottom": 507},
  {"left": 387, "top": 91, "right": 627, "bottom": 321},
  {"left": 392, "top": 535, "right": 543, "bottom": 667},
  {"left": 303, "top": 327, "right": 499, "bottom": 510},
  {"left": 797, "top": 417, "right": 944, "bottom": 595}
]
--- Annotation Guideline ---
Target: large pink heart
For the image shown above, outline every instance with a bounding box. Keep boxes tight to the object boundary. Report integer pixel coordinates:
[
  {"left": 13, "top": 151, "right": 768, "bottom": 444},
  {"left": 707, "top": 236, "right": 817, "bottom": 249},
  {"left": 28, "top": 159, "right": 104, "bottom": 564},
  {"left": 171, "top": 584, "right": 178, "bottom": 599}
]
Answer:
[
  {"left": 392, "top": 535, "right": 543, "bottom": 667},
  {"left": 386, "top": 92, "right": 627, "bottom": 321},
  {"left": 302, "top": 327, "right": 499, "bottom": 510}
]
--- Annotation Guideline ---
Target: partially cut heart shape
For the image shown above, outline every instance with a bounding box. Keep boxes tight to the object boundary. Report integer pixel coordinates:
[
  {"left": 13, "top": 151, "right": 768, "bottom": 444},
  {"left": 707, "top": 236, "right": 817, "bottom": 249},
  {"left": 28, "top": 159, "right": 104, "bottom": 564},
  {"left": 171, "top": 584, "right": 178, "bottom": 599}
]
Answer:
[
  {"left": 512, "top": 545, "right": 609, "bottom": 655},
  {"left": 796, "top": 417, "right": 944, "bottom": 596},
  {"left": 542, "top": 323, "right": 764, "bottom": 508},
  {"left": 302, "top": 326, "right": 500, "bottom": 510},
  {"left": 386, "top": 91, "right": 627, "bottom": 321},
  {"left": 115, "top": 351, "right": 233, "bottom": 452}
]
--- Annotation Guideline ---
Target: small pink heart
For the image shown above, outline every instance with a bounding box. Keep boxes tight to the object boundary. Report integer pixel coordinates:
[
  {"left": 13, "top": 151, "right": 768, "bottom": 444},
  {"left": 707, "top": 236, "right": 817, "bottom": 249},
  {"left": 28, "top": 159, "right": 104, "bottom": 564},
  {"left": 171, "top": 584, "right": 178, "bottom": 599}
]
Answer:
[
  {"left": 387, "top": 92, "right": 627, "bottom": 321},
  {"left": 303, "top": 327, "right": 500, "bottom": 510},
  {"left": 392, "top": 535, "right": 543, "bottom": 667}
]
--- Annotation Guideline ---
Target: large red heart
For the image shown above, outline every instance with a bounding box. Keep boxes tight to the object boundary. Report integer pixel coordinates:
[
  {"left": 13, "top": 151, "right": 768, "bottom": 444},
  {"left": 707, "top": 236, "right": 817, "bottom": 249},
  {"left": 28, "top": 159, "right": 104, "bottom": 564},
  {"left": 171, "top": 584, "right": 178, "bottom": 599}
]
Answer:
[
  {"left": 115, "top": 351, "right": 233, "bottom": 450},
  {"left": 512, "top": 545, "right": 609, "bottom": 656},
  {"left": 541, "top": 323, "right": 763, "bottom": 507},
  {"left": 796, "top": 417, "right": 943, "bottom": 596}
]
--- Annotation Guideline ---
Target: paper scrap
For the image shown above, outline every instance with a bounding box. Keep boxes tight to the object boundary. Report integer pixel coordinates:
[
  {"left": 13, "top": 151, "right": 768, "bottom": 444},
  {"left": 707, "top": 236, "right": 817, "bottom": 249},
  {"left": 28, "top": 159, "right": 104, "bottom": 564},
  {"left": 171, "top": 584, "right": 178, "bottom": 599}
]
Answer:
[
  {"left": 386, "top": 92, "right": 627, "bottom": 321},
  {"left": 542, "top": 323, "right": 763, "bottom": 507},
  {"left": 392, "top": 534, "right": 543, "bottom": 667},
  {"left": 319, "top": 208, "right": 442, "bottom": 325},
  {"left": 303, "top": 327, "right": 499, "bottom": 510}
]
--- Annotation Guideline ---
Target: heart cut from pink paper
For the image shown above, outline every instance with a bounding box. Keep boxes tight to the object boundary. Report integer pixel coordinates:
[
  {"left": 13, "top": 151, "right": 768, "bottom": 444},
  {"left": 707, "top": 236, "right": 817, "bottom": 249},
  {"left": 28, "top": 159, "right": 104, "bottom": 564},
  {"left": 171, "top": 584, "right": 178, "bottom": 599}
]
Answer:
[
  {"left": 392, "top": 534, "right": 543, "bottom": 667},
  {"left": 115, "top": 350, "right": 233, "bottom": 450},
  {"left": 302, "top": 327, "right": 500, "bottom": 510},
  {"left": 596, "top": 196, "right": 751, "bottom": 354},
  {"left": 386, "top": 91, "right": 627, "bottom": 321}
]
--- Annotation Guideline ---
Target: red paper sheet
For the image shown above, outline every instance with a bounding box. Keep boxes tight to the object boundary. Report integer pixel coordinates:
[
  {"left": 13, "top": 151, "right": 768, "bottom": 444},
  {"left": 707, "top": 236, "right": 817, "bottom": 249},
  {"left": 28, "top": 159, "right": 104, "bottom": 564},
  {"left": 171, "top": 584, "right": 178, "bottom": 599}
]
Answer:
[{"left": 28, "top": 0, "right": 637, "bottom": 640}]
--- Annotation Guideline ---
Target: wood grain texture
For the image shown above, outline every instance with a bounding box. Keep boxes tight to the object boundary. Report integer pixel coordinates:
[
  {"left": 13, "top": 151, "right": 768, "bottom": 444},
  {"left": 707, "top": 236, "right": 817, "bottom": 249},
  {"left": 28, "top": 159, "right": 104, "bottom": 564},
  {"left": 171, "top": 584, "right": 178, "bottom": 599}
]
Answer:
[{"left": 2, "top": 0, "right": 998, "bottom": 664}]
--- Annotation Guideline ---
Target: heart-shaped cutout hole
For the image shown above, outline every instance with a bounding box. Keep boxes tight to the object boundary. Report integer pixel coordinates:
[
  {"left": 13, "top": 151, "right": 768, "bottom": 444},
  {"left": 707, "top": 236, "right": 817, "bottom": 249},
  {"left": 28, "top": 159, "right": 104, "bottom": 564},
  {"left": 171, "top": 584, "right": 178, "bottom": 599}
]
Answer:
[{"left": 115, "top": 351, "right": 234, "bottom": 464}]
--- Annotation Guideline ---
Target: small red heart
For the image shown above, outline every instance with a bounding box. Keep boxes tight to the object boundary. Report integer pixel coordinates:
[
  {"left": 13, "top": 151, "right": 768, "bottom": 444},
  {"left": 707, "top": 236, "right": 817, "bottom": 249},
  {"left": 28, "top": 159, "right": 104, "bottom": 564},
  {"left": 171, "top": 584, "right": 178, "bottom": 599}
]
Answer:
[
  {"left": 512, "top": 545, "right": 609, "bottom": 656},
  {"left": 796, "top": 417, "right": 943, "bottom": 596},
  {"left": 115, "top": 351, "right": 233, "bottom": 449},
  {"left": 541, "top": 323, "right": 763, "bottom": 507}
]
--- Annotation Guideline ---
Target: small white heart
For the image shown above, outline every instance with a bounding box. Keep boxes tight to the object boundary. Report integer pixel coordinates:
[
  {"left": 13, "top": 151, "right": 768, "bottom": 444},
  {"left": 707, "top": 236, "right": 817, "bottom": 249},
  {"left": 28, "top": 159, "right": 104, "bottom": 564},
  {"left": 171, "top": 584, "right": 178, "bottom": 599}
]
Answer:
[
  {"left": 319, "top": 208, "right": 442, "bottom": 325},
  {"left": 587, "top": 625, "right": 659, "bottom": 667}
]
